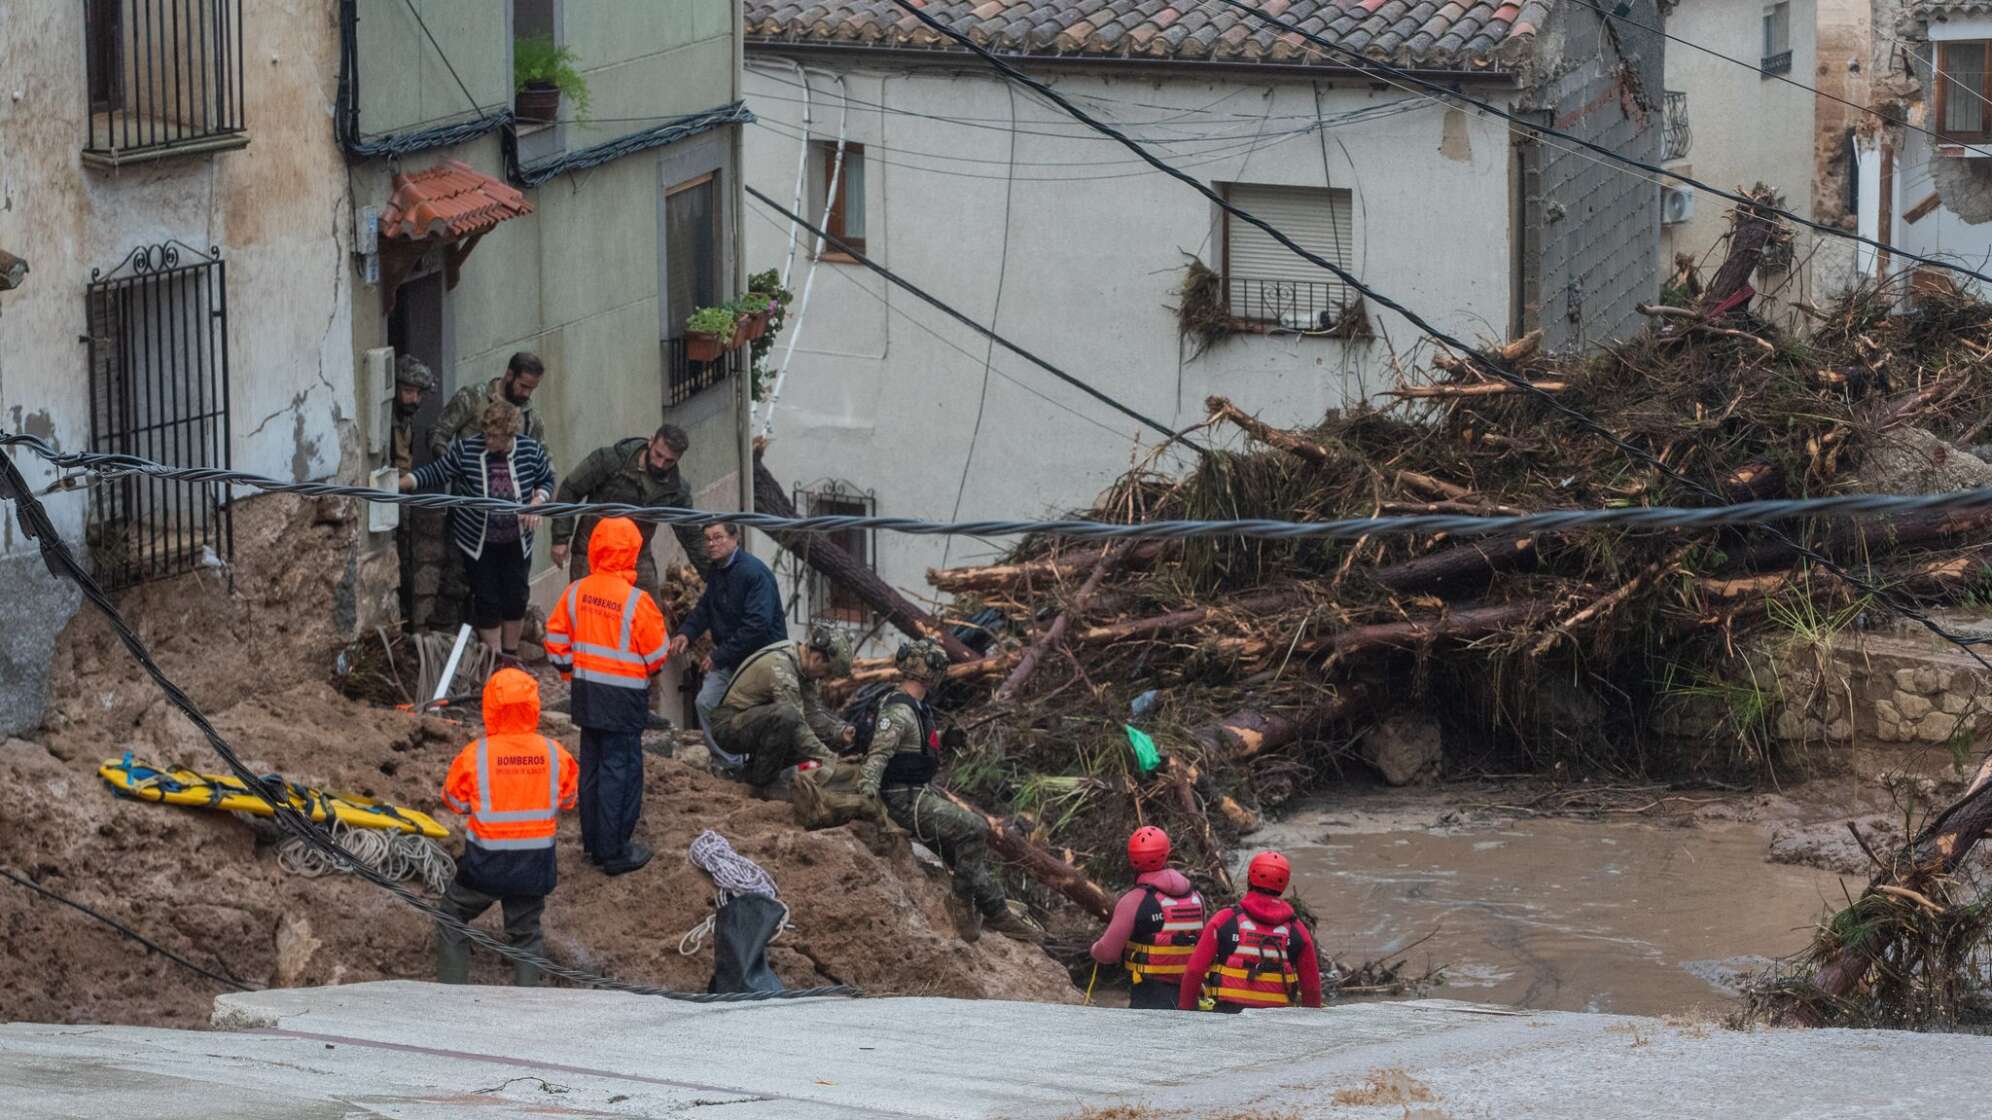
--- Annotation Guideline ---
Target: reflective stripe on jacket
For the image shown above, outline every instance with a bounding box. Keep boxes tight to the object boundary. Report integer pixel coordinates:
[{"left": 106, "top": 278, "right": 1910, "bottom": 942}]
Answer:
[
  {"left": 544, "top": 568, "right": 669, "bottom": 731},
  {"left": 1205, "top": 915, "right": 1301, "bottom": 1008},
  {"left": 1124, "top": 884, "right": 1207, "bottom": 982},
  {"left": 442, "top": 710, "right": 579, "bottom": 897}
]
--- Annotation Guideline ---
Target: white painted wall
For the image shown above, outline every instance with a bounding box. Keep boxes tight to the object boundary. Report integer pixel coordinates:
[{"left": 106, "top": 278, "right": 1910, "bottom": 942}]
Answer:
[
  {"left": 0, "top": 1, "right": 354, "bottom": 552},
  {"left": 1661, "top": 0, "right": 1824, "bottom": 321},
  {"left": 742, "top": 60, "right": 1513, "bottom": 628}
]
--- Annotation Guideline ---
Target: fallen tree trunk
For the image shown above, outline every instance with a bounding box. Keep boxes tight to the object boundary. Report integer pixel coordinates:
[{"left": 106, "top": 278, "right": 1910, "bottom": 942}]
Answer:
[
  {"left": 1206, "top": 395, "right": 1339, "bottom": 464},
  {"left": 1729, "top": 508, "right": 1992, "bottom": 572},
  {"left": 1188, "top": 683, "right": 1380, "bottom": 761},
  {"left": 994, "top": 542, "right": 1125, "bottom": 701},
  {"left": 1205, "top": 601, "right": 1541, "bottom": 664},
  {"left": 1786, "top": 755, "right": 1992, "bottom": 1023},
  {"left": 1386, "top": 380, "right": 1568, "bottom": 399},
  {"left": 938, "top": 788, "right": 1115, "bottom": 920},
  {"left": 928, "top": 542, "right": 1165, "bottom": 594},
  {"left": 1371, "top": 538, "right": 1535, "bottom": 595},
  {"left": 1074, "top": 589, "right": 1296, "bottom": 645},
  {"left": 754, "top": 448, "right": 977, "bottom": 663},
  {"left": 1703, "top": 188, "right": 1779, "bottom": 313}
]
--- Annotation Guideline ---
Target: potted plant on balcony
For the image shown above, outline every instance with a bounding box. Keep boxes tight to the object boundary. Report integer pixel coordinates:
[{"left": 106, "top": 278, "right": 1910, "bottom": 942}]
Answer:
[
  {"left": 734, "top": 292, "right": 773, "bottom": 343},
  {"left": 684, "top": 306, "right": 739, "bottom": 362},
  {"left": 514, "top": 36, "right": 589, "bottom": 125}
]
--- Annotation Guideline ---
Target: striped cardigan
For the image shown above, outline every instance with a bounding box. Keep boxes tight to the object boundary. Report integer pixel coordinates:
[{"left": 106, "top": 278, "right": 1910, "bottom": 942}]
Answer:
[{"left": 411, "top": 435, "right": 557, "bottom": 561}]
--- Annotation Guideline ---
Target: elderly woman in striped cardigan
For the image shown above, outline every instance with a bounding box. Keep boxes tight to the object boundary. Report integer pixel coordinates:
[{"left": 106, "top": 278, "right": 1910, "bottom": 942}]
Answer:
[{"left": 401, "top": 399, "right": 556, "bottom": 662}]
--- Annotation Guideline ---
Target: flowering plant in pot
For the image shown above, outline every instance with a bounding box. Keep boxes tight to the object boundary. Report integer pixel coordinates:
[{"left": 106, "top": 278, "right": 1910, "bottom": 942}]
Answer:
[
  {"left": 514, "top": 36, "right": 589, "bottom": 124},
  {"left": 684, "top": 306, "right": 739, "bottom": 362},
  {"left": 734, "top": 292, "right": 774, "bottom": 342}
]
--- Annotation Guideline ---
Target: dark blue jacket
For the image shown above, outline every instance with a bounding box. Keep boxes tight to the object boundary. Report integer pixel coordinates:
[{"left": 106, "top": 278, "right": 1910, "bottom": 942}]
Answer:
[{"left": 680, "top": 548, "right": 786, "bottom": 671}]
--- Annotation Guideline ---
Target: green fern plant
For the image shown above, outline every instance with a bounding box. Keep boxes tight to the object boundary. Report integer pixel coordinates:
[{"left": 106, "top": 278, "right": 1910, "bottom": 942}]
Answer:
[{"left": 513, "top": 36, "right": 590, "bottom": 120}]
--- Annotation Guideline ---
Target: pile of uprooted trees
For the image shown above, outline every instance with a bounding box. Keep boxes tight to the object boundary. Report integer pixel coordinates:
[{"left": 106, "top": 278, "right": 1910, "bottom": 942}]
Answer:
[{"left": 751, "top": 194, "right": 1992, "bottom": 1020}]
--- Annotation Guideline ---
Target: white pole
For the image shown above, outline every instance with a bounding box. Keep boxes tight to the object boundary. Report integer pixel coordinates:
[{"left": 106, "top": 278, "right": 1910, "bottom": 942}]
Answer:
[{"left": 432, "top": 623, "right": 472, "bottom": 705}]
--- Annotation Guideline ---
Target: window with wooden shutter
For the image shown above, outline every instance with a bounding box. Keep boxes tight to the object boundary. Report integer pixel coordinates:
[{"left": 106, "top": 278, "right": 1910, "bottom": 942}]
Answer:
[
  {"left": 1937, "top": 41, "right": 1992, "bottom": 143},
  {"left": 813, "top": 142, "right": 866, "bottom": 258},
  {"left": 1221, "top": 183, "right": 1356, "bottom": 332}
]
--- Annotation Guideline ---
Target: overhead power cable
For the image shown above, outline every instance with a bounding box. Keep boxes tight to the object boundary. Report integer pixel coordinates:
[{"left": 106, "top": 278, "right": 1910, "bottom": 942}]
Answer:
[
  {"left": 26, "top": 433, "right": 1992, "bottom": 544},
  {"left": 0, "top": 452, "right": 857, "bottom": 1005},
  {"left": 1200, "top": 0, "right": 1992, "bottom": 290},
  {"left": 0, "top": 865, "right": 253, "bottom": 992},
  {"left": 738, "top": 201, "right": 1130, "bottom": 440},
  {"left": 886, "top": 0, "right": 1992, "bottom": 670},
  {"left": 743, "top": 187, "right": 1201, "bottom": 451}
]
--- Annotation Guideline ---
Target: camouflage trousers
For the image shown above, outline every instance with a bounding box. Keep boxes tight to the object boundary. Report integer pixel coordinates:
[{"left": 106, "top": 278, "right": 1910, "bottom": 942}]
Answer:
[
  {"left": 883, "top": 785, "right": 1006, "bottom": 919},
  {"left": 713, "top": 704, "right": 839, "bottom": 788}
]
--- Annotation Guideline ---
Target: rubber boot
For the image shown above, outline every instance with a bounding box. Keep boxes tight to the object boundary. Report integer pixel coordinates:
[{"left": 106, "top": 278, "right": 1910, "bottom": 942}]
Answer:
[
  {"left": 437, "top": 934, "right": 471, "bottom": 984},
  {"left": 983, "top": 902, "right": 1046, "bottom": 945},
  {"left": 945, "top": 894, "right": 983, "bottom": 944},
  {"left": 512, "top": 957, "right": 541, "bottom": 987}
]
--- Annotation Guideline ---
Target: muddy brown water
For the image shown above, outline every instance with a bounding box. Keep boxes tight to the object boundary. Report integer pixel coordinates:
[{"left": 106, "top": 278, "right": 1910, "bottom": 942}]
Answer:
[{"left": 1276, "top": 814, "right": 1861, "bottom": 1016}]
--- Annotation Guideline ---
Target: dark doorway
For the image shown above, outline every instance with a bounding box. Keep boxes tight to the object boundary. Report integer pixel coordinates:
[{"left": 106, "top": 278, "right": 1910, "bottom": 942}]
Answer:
[{"left": 387, "top": 270, "right": 447, "bottom": 469}]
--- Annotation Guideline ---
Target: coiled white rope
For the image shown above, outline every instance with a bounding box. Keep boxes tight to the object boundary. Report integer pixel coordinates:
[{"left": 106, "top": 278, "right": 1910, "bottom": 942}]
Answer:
[
  {"left": 677, "top": 830, "right": 792, "bottom": 957},
  {"left": 277, "top": 820, "right": 455, "bottom": 895}
]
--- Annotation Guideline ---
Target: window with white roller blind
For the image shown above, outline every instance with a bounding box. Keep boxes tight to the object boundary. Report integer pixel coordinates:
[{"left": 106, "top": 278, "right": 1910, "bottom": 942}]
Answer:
[{"left": 1221, "top": 183, "right": 1355, "bottom": 330}]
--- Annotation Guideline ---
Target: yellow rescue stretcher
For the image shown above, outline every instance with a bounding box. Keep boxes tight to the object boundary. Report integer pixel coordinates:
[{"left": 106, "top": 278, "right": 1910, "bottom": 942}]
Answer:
[{"left": 98, "top": 753, "right": 449, "bottom": 839}]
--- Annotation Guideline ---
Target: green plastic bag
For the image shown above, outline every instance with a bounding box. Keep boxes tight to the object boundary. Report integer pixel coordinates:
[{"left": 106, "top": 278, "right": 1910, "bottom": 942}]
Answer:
[{"left": 1124, "top": 725, "right": 1161, "bottom": 774}]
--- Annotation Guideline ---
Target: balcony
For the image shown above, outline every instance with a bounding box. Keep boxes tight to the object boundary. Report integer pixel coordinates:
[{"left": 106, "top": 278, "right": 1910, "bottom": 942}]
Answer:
[
  {"left": 82, "top": 0, "right": 249, "bottom": 168},
  {"left": 1225, "top": 278, "right": 1368, "bottom": 338},
  {"left": 1760, "top": 49, "right": 1793, "bottom": 77},
  {"left": 663, "top": 336, "right": 745, "bottom": 407},
  {"left": 1663, "top": 90, "right": 1692, "bottom": 162}
]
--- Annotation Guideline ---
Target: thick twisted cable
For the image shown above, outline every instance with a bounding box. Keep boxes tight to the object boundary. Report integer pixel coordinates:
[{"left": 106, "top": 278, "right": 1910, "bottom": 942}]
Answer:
[
  {"left": 0, "top": 456, "right": 856, "bottom": 1004},
  {"left": 13, "top": 432, "right": 1992, "bottom": 543}
]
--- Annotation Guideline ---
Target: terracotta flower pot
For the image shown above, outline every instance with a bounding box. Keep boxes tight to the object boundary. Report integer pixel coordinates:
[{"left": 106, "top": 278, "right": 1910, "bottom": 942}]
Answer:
[
  {"left": 514, "top": 82, "right": 561, "bottom": 124},
  {"left": 685, "top": 331, "right": 725, "bottom": 363},
  {"left": 739, "top": 309, "right": 770, "bottom": 342},
  {"left": 729, "top": 318, "right": 753, "bottom": 350}
]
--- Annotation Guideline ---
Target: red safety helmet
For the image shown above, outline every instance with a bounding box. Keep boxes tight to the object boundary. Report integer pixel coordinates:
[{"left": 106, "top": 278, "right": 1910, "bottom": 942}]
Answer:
[
  {"left": 1246, "top": 850, "right": 1291, "bottom": 894},
  {"left": 1127, "top": 826, "right": 1171, "bottom": 873}
]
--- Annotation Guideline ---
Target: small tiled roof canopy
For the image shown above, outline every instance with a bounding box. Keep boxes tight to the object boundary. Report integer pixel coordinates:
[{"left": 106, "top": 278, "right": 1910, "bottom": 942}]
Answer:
[
  {"left": 375, "top": 160, "right": 533, "bottom": 312},
  {"left": 743, "top": 1, "right": 1550, "bottom": 71},
  {"left": 379, "top": 160, "right": 533, "bottom": 242}
]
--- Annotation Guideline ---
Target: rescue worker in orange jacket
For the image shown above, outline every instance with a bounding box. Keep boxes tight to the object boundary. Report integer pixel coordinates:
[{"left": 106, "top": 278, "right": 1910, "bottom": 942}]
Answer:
[
  {"left": 543, "top": 516, "right": 669, "bottom": 875},
  {"left": 1178, "top": 850, "right": 1324, "bottom": 1012},
  {"left": 1091, "top": 826, "right": 1206, "bottom": 1010},
  {"left": 437, "top": 668, "right": 580, "bottom": 986}
]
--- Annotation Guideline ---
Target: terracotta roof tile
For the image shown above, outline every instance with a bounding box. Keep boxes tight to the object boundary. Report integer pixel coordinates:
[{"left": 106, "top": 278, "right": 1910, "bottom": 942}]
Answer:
[
  {"left": 379, "top": 160, "right": 534, "bottom": 242},
  {"left": 745, "top": 0, "right": 1546, "bottom": 69}
]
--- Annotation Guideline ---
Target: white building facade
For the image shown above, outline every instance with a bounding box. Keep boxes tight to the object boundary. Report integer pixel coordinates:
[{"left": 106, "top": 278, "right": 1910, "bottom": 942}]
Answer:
[{"left": 740, "top": 1, "right": 1664, "bottom": 628}]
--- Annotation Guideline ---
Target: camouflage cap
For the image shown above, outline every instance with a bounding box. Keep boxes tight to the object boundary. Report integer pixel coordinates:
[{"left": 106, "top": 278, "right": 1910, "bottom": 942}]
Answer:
[
  {"left": 806, "top": 625, "right": 854, "bottom": 677},
  {"left": 893, "top": 639, "right": 949, "bottom": 686},
  {"left": 394, "top": 353, "right": 435, "bottom": 391}
]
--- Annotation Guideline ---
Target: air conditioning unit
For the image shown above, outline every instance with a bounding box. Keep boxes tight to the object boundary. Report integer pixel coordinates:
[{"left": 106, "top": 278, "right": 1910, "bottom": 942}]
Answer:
[{"left": 1661, "top": 185, "right": 1694, "bottom": 226}]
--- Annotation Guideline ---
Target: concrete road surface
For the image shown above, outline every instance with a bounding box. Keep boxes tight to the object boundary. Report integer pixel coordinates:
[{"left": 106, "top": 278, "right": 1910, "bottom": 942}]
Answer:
[{"left": 0, "top": 982, "right": 1984, "bottom": 1118}]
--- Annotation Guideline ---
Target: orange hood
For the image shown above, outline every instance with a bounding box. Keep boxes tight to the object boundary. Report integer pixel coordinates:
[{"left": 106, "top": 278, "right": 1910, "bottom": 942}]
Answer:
[
  {"left": 587, "top": 516, "right": 643, "bottom": 585},
  {"left": 482, "top": 667, "right": 542, "bottom": 735}
]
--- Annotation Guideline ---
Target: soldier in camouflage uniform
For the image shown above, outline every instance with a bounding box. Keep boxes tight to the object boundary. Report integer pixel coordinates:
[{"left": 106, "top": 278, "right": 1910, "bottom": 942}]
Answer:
[
  {"left": 389, "top": 354, "right": 435, "bottom": 472},
  {"left": 548, "top": 425, "right": 709, "bottom": 592},
  {"left": 430, "top": 352, "right": 547, "bottom": 457},
  {"left": 856, "top": 640, "right": 1043, "bottom": 945},
  {"left": 707, "top": 626, "right": 854, "bottom": 789}
]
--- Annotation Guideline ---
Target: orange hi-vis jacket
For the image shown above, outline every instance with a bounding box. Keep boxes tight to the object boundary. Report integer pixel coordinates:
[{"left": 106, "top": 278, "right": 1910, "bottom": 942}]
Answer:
[
  {"left": 544, "top": 516, "right": 669, "bottom": 731},
  {"left": 442, "top": 668, "right": 579, "bottom": 896}
]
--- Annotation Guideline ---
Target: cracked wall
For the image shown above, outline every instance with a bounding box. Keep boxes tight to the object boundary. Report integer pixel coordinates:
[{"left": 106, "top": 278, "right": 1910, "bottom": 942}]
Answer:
[{"left": 0, "top": 0, "right": 357, "bottom": 734}]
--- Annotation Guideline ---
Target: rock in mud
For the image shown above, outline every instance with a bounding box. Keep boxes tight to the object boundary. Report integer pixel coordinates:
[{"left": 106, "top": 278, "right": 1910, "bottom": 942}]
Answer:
[{"left": 1361, "top": 716, "right": 1444, "bottom": 786}]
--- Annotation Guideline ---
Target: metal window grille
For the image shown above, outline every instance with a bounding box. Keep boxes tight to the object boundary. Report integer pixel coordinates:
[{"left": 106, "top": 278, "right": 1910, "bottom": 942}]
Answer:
[
  {"left": 1662, "top": 90, "right": 1692, "bottom": 161},
  {"left": 84, "top": 241, "right": 233, "bottom": 590},
  {"left": 786, "top": 480, "right": 875, "bottom": 626},
  {"left": 1760, "top": 3, "right": 1791, "bottom": 76},
  {"left": 82, "top": 0, "right": 246, "bottom": 162},
  {"left": 663, "top": 337, "right": 743, "bottom": 406}
]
